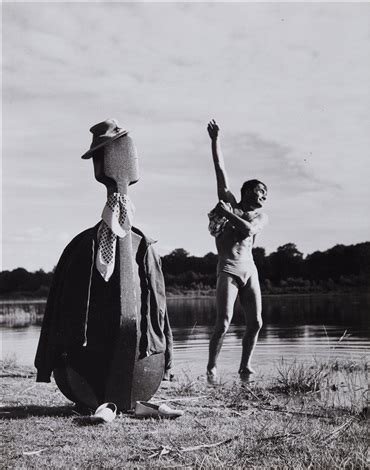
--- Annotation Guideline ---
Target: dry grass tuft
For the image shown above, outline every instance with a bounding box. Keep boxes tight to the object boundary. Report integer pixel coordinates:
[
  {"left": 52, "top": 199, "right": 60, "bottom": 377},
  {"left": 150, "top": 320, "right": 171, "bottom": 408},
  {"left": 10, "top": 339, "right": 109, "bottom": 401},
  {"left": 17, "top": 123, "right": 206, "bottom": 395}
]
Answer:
[{"left": 1, "top": 357, "right": 368, "bottom": 469}]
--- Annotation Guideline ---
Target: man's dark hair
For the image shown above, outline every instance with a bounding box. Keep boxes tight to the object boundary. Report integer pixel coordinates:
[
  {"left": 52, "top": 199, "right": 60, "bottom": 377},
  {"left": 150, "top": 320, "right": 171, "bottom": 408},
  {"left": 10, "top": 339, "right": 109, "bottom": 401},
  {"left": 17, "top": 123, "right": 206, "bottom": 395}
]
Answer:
[{"left": 240, "top": 179, "right": 267, "bottom": 199}]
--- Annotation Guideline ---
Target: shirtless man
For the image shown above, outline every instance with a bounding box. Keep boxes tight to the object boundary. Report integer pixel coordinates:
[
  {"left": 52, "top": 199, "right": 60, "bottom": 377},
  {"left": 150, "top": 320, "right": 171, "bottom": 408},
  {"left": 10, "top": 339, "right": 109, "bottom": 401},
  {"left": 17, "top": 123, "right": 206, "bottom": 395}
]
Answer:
[{"left": 206, "top": 119, "right": 268, "bottom": 379}]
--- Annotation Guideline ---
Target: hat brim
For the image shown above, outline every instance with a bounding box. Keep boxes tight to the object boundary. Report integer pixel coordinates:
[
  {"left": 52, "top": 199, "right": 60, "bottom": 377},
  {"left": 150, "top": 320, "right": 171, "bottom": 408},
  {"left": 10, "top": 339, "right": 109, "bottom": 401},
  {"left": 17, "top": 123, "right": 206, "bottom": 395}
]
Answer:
[{"left": 81, "top": 130, "right": 128, "bottom": 159}]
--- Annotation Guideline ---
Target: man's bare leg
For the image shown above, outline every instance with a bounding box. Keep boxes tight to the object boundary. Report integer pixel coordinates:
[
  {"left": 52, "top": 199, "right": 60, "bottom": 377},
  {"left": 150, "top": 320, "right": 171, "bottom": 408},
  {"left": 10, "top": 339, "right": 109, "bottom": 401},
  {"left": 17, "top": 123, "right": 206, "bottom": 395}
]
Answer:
[
  {"left": 238, "top": 270, "right": 263, "bottom": 375},
  {"left": 207, "top": 272, "right": 239, "bottom": 379}
]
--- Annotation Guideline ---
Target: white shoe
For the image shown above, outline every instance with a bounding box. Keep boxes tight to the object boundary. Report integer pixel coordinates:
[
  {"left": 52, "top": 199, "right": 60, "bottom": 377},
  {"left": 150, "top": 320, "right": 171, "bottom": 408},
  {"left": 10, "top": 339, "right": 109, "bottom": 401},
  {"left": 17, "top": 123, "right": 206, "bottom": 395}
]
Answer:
[
  {"left": 90, "top": 402, "right": 117, "bottom": 423},
  {"left": 135, "top": 401, "right": 184, "bottom": 419}
]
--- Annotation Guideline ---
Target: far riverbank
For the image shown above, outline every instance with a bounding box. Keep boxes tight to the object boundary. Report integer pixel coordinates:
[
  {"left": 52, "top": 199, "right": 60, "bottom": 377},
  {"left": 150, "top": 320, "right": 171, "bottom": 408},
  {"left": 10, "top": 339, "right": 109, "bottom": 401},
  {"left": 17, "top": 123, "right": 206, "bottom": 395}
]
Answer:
[{"left": 1, "top": 288, "right": 370, "bottom": 304}]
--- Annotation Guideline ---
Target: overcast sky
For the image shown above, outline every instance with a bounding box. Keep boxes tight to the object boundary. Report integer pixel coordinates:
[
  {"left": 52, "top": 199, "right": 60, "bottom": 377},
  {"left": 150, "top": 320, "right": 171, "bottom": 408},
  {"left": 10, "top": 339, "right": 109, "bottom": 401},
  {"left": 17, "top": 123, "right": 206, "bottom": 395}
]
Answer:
[{"left": 2, "top": 2, "right": 370, "bottom": 272}]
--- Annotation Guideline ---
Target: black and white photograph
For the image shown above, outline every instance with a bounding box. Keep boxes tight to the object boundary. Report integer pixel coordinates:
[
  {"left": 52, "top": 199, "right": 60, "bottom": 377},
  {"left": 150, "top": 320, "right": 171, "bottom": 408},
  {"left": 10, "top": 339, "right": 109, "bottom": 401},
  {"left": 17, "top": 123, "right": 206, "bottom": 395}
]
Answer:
[{"left": 1, "top": 1, "right": 369, "bottom": 468}]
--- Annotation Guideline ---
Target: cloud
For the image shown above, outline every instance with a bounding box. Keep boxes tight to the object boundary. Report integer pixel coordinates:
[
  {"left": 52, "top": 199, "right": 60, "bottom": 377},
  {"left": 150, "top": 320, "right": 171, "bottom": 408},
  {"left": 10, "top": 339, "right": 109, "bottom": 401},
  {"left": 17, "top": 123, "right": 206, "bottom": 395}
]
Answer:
[{"left": 2, "top": 2, "right": 370, "bottom": 270}]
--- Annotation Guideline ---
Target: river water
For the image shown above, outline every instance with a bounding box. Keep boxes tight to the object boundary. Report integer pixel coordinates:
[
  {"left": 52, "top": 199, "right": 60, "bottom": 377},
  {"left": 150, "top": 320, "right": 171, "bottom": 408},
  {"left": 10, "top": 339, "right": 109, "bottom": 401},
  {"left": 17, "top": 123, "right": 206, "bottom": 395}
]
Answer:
[{"left": 1, "top": 294, "right": 369, "bottom": 380}]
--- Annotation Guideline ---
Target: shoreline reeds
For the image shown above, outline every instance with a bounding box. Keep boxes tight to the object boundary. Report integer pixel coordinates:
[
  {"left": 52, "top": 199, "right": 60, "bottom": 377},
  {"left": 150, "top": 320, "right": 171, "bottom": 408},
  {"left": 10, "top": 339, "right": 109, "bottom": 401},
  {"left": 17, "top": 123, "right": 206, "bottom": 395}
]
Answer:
[{"left": 1, "top": 354, "right": 367, "bottom": 469}]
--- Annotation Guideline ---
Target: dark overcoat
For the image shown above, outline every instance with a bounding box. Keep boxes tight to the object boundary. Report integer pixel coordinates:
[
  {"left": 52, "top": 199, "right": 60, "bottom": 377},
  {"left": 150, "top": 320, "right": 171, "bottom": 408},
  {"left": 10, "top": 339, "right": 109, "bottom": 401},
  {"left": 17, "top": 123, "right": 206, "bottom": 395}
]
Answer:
[{"left": 35, "top": 224, "right": 173, "bottom": 383}]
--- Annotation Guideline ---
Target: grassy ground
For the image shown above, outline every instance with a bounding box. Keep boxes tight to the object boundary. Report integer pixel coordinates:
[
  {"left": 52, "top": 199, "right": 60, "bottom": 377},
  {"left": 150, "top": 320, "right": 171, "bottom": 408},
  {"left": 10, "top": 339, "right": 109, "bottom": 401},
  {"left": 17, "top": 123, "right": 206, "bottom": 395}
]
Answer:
[{"left": 1, "top": 356, "right": 368, "bottom": 469}]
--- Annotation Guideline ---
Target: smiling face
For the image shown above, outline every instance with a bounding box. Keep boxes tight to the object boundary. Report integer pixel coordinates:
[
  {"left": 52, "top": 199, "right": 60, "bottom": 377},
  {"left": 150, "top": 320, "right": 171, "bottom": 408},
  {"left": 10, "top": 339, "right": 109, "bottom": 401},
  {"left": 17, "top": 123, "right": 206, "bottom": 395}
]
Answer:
[
  {"left": 252, "top": 183, "right": 268, "bottom": 208},
  {"left": 240, "top": 181, "right": 268, "bottom": 210}
]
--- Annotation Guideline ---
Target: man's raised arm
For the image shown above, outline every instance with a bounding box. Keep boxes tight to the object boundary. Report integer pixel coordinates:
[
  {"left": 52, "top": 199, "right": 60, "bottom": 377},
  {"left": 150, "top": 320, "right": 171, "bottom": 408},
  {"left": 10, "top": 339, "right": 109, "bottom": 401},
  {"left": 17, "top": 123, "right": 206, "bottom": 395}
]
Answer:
[
  {"left": 215, "top": 200, "right": 268, "bottom": 237},
  {"left": 207, "top": 120, "right": 236, "bottom": 206}
]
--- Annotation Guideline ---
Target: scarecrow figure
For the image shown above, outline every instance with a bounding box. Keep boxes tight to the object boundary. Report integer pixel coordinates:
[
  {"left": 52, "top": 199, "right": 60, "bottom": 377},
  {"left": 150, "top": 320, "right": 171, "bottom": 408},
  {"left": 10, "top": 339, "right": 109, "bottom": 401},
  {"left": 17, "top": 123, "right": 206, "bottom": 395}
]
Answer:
[{"left": 35, "top": 119, "right": 173, "bottom": 411}]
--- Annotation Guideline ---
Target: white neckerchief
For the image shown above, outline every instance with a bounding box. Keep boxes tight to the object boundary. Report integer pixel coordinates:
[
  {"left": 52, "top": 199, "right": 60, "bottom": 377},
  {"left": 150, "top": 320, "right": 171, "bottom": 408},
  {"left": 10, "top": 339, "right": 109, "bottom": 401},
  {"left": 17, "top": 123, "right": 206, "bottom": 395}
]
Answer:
[{"left": 96, "top": 192, "right": 135, "bottom": 282}]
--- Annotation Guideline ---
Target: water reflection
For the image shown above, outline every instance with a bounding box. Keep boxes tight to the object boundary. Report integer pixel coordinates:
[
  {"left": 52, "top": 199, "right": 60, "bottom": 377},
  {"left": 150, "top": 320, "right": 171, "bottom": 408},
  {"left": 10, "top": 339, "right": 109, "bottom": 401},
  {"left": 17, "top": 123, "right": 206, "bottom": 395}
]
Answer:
[
  {"left": 1, "top": 294, "right": 369, "bottom": 378},
  {"left": 167, "top": 294, "right": 370, "bottom": 338}
]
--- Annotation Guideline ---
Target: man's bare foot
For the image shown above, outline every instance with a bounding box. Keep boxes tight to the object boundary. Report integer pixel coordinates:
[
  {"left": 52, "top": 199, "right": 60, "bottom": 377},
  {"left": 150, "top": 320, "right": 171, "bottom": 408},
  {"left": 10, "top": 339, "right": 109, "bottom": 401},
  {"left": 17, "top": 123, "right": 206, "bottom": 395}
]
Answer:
[
  {"left": 207, "top": 366, "right": 217, "bottom": 384},
  {"left": 238, "top": 366, "right": 256, "bottom": 375}
]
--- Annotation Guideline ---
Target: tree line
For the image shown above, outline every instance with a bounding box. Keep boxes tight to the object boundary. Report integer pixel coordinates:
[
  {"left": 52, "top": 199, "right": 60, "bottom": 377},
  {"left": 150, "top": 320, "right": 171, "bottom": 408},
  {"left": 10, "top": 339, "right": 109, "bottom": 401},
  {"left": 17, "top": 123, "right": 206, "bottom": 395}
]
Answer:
[
  {"left": 162, "top": 242, "right": 370, "bottom": 295},
  {"left": 1, "top": 242, "right": 369, "bottom": 298}
]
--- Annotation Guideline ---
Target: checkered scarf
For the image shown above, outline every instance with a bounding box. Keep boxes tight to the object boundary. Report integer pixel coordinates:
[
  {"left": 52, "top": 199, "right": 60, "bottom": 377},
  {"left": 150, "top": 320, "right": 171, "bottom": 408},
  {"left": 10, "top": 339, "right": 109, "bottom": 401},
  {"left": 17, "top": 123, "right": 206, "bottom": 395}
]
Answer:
[{"left": 96, "top": 193, "right": 135, "bottom": 281}]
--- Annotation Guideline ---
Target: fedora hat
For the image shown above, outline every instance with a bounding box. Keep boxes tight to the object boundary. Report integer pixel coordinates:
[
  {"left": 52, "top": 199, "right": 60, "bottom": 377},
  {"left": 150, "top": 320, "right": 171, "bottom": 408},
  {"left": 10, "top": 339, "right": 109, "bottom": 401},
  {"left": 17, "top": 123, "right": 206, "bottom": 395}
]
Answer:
[{"left": 81, "top": 118, "right": 128, "bottom": 159}]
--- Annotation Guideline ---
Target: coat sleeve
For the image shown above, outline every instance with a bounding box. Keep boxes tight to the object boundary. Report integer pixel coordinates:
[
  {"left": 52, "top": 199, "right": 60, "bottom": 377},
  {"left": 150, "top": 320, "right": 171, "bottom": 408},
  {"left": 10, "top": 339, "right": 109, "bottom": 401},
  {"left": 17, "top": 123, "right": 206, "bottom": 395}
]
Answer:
[
  {"left": 163, "top": 306, "right": 173, "bottom": 372},
  {"left": 143, "top": 245, "right": 173, "bottom": 369},
  {"left": 34, "top": 252, "right": 67, "bottom": 382},
  {"left": 34, "top": 230, "right": 90, "bottom": 382}
]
